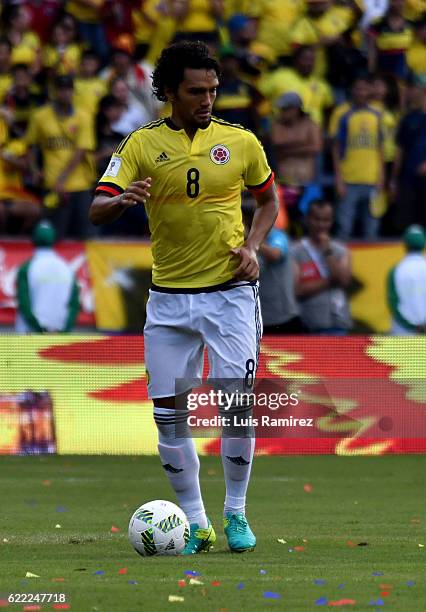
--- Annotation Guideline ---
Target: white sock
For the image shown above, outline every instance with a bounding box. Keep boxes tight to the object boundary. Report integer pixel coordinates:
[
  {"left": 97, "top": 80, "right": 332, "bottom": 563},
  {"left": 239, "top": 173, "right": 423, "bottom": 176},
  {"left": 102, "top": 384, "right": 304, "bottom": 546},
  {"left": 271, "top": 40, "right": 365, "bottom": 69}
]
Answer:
[
  {"left": 155, "top": 408, "right": 208, "bottom": 528},
  {"left": 221, "top": 437, "right": 255, "bottom": 516}
]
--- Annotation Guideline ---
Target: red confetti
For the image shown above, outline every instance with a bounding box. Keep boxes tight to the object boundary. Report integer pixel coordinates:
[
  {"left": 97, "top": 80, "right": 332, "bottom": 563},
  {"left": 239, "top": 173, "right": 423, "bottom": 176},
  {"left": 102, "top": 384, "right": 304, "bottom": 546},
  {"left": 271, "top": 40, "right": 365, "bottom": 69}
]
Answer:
[
  {"left": 211, "top": 581, "right": 221, "bottom": 586},
  {"left": 304, "top": 484, "right": 313, "bottom": 493},
  {"left": 110, "top": 526, "right": 120, "bottom": 533},
  {"left": 294, "top": 546, "right": 305, "bottom": 552},
  {"left": 52, "top": 577, "right": 65, "bottom": 582},
  {"left": 118, "top": 568, "right": 128, "bottom": 574},
  {"left": 346, "top": 541, "right": 356, "bottom": 548},
  {"left": 380, "top": 591, "right": 391, "bottom": 597},
  {"left": 23, "top": 607, "right": 41, "bottom": 611},
  {"left": 328, "top": 599, "right": 356, "bottom": 606},
  {"left": 53, "top": 606, "right": 70, "bottom": 610},
  {"left": 178, "top": 580, "right": 186, "bottom": 587},
  {"left": 379, "top": 584, "right": 393, "bottom": 589}
]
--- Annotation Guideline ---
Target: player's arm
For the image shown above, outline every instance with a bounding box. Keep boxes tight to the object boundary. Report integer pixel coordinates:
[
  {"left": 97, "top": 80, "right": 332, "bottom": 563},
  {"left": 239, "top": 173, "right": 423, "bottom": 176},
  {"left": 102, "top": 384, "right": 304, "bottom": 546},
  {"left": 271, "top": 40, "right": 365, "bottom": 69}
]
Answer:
[
  {"left": 89, "top": 178, "right": 151, "bottom": 225},
  {"left": 232, "top": 182, "right": 279, "bottom": 281}
]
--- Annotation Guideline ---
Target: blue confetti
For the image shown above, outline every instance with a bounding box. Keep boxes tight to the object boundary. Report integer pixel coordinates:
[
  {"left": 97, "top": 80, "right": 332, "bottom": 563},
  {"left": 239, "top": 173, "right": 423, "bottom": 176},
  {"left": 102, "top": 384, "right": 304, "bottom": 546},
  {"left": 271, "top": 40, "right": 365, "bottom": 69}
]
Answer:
[
  {"left": 315, "top": 597, "right": 328, "bottom": 606},
  {"left": 369, "top": 599, "right": 384, "bottom": 606},
  {"left": 128, "top": 580, "right": 138, "bottom": 585},
  {"left": 56, "top": 505, "right": 68, "bottom": 513},
  {"left": 263, "top": 592, "right": 281, "bottom": 600},
  {"left": 338, "top": 584, "right": 345, "bottom": 589},
  {"left": 372, "top": 572, "right": 384, "bottom": 576},
  {"left": 184, "top": 570, "right": 201, "bottom": 576},
  {"left": 314, "top": 579, "right": 326, "bottom": 585},
  {"left": 237, "top": 582, "right": 245, "bottom": 589},
  {"left": 260, "top": 569, "right": 267, "bottom": 575},
  {"left": 94, "top": 570, "right": 105, "bottom": 575},
  {"left": 407, "top": 581, "right": 415, "bottom": 587}
]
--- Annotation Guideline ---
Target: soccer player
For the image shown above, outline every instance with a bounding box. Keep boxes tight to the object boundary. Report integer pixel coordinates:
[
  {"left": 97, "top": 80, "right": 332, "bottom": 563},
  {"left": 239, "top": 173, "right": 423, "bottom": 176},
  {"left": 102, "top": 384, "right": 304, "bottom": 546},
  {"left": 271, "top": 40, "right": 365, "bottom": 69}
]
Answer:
[{"left": 89, "top": 41, "right": 278, "bottom": 554}]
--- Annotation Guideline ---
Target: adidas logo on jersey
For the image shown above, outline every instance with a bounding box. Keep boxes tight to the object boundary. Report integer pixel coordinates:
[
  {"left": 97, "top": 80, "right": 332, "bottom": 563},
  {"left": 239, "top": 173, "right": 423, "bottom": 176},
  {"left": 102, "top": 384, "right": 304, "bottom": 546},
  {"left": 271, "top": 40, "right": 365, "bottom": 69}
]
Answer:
[{"left": 155, "top": 151, "right": 170, "bottom": 163}]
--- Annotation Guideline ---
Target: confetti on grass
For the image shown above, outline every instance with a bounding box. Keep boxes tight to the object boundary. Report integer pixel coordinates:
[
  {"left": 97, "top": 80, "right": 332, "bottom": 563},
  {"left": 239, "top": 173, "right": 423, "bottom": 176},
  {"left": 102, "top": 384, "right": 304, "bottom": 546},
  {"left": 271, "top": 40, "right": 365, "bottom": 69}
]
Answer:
[
  {"left": 314, "top": 580, "right": 326, "bottom": 585},
  {"left": 118, "top": 567, "right": 128, "bottom": 575},
  {"left": 110, "top": 526, "right": 120, "bottom": 533},
  {"left": 128, "top": 581, "right": 138, "bottom": 585},
  {"left": 23, "top": 606, "right": 41, "bottom": 611},
  {"left": 184, "top": 570, "right": 201, "bottom": 577},
  {"left": 94, "top": 570, "right": 105, "bottom": 575},
  {"left": 211, "top": 581, "right": 221, "bottom": 587},
  {"left": 369, "top": 598, "right": 384, "bottom": 606},
  {"left": 237, "top": 583, "right": 245, "bottom": 590},
  {"left": 189, "top": 578, "right": 204, "bottom": 586},
  {"left": 263, "top": 592, "right": 281, "bottom": 600},
  {"left": 25, "top": 572, "right": 40, "bottom": 578},
  {"left": 407, "top": 581, "right": 415, "bottom": 587},
  {"left": 315, "top": 597, "right": 328, "bottom": 606},
  {"left": 372, "top": 572, "right": 384, "bottom": 576},
  {"left": 277, "top": 539, "right": 287, "bottom": 544},
  {"left": 168, "top": 596, "right": 184, "bottom": 603},
  {"left": 328, "top": 600, "right": 355, "bottom": 606},
  {"left": 55, "top": 524, "right": 62, "bottom": 529},
  {"left": 259, "top": 569, "right": 267, "bottom": 575},
  {"left": 304, "top": 484, "right": 313, "bottom": 492},
  {"left": 178, "top": 580, "right": 186, "bottom": 587},
  {"left": 56, "top": 506, "right": 68, "bottom": 513}
]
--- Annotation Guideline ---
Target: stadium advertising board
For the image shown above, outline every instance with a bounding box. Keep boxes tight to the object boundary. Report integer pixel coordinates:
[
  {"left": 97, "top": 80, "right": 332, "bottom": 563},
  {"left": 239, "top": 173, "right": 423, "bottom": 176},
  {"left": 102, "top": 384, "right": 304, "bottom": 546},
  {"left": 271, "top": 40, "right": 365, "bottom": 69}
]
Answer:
[{"left": 0, "top": 336, "right": 424, "bottom": 455}]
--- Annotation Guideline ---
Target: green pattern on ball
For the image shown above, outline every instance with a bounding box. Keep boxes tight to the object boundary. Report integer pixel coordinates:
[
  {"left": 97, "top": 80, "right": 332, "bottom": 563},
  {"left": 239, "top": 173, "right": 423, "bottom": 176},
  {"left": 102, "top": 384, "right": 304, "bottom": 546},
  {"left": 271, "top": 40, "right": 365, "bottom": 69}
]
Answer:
[
  {"left": 155, "top": 513, "right": 184, "bottom": 533},
  {"left": 135, "top": 509, "right": 153, "bottom": 524},
  {"left": 141, "top": 528, "right": 156, "bottom": 555}
]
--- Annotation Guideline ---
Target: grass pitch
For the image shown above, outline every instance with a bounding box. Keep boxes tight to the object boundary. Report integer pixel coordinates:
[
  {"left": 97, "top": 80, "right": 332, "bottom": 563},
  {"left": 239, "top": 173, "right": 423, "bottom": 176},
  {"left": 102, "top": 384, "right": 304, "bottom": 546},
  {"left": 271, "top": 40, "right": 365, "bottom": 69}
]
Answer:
[{"left": 1, "top": 455, "right": 425, "bottom": 611}]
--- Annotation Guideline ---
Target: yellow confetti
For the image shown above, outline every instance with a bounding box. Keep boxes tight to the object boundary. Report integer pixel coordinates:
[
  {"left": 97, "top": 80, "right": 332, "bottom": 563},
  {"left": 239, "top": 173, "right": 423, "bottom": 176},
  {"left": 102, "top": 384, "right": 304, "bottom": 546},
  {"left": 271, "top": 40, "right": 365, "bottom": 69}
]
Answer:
[
  {"left": 277, "top": 538, "right": 287, "bottom": 544},
  {"left": 189, "top": 578, "right": 204, "bottom": 585},
  {"left": 2, "top": 538, "right": 9, "bottom": 543},
  {"left": 55, "top": 524, "right": 62, "bottom": 529},
  {"left": 25, "top": 572, "right": 40, "bottom": 578},
  {"left": 168, "top": 595, "right": 185, "bottom": 602},
  {"left": 418, "top": 544, "right": 424, "bottom": 548}
]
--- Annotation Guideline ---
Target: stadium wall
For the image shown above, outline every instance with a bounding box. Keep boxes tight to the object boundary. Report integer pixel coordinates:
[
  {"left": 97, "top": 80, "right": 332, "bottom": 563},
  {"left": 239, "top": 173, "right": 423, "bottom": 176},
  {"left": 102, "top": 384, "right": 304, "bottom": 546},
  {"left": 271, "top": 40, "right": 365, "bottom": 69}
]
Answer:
[
  {"left": 0, "top": 336, "right": 424, "bottom": 456},
  {"left": 0, "top": 240, "right": 407, "bottom": 332}
]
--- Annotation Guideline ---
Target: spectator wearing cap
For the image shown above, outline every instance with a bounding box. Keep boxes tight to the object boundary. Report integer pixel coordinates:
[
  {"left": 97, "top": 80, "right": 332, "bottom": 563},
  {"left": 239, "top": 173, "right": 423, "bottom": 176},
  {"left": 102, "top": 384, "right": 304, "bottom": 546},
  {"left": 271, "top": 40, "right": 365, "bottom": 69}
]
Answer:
[
  {"left": 331, "top": 76, "right": 384, "bottom": 240},
  {"left": 260, "top": 46, "right": 333, "bottom": 126},
  {"left": 387, "top": 225, "right": 426, "bottom": 335},
  {"left": 25, "top": 75, "right": 96, "bottom": 239},
  {"left": 15, "top": 220, "right": 80, "bottom": 333},
  {"left": 270, "top": 92, "right": 322, "bottom": 186},
  {"left": 390, "top": 82, "right": 426, "bottom": 231},
  {"left": 268, "top": 92, "right": 322, "bottom": 226}
]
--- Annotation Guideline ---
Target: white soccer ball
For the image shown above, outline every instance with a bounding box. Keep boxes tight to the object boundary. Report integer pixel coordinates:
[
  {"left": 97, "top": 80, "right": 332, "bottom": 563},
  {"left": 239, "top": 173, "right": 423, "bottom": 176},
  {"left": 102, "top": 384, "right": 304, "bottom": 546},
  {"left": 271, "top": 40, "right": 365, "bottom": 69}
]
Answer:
[{"left": 128, "top": 500, "right": 190, "bottom": 556}]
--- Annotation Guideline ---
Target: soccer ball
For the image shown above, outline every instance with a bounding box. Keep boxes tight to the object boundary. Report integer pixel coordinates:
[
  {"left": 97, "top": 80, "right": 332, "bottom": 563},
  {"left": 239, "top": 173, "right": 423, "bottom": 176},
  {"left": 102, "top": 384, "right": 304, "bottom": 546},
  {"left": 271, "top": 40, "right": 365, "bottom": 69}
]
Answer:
[{"left": 128, "top": 500, "right": 190, "bottom": 556}]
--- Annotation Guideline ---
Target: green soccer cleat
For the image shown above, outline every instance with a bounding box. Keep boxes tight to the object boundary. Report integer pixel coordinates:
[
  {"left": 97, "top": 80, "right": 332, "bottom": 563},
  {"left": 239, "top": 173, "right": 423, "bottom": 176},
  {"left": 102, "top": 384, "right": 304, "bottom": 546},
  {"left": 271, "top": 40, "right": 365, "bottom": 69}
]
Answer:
[
  {"left": 182, "top": 520, "right": 216, "bottom": 555},
  {"left": 223, "top": 513, "right": 256, "bottom": 553}
]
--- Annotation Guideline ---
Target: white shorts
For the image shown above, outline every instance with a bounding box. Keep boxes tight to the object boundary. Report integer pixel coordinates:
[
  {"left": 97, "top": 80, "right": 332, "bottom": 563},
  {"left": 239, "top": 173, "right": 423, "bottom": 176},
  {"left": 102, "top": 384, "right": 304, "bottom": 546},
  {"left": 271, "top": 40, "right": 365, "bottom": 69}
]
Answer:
[{"left": 144, "top": 283, "right": 262, "bottom": 399}]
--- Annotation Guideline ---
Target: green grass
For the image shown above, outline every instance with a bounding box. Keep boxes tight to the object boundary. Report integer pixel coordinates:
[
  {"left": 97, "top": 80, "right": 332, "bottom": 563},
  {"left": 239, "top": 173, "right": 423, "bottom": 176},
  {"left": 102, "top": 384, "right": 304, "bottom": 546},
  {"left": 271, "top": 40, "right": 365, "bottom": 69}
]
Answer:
[{"left": 1, "top": 455, "right": 425, "bottom": 611}]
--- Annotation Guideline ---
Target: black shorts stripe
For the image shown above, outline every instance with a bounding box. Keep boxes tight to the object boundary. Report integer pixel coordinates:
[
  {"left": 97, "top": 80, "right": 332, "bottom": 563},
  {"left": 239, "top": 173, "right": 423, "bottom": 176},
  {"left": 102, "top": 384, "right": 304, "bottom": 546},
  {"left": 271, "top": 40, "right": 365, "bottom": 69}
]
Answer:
[
  {"left": 151, "top": 280, "right": 257, "bottom": 294},
  {"left": 252, "top": 284, "right": 262, "bottom": 373}
]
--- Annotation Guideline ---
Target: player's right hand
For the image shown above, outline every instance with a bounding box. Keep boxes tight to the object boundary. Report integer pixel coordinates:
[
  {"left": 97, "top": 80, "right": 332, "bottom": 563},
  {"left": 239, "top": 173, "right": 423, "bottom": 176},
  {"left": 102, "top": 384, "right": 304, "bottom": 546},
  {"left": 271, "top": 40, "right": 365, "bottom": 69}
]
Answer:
[{"left": 118, "top": 178, "right": 151, "bottom": 207}]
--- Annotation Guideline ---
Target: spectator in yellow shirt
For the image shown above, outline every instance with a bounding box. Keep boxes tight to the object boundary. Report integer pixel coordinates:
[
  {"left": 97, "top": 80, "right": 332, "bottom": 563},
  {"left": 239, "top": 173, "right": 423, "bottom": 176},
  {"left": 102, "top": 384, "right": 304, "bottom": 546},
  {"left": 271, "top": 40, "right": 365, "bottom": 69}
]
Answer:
[
  {"left": 260, "top": 46, "right": 334, "bottom": 126},
  {"left": 1, "top": 5, "right": 41, "bottom": 73},
  {"left": 331, "top": 76, "right": 384, "bottom": 239},
  {"left": 74, "top": 49, "right": 107, "bottom": 116},
  {"left": 291, "top": 0, "right": 357, "bottom": 77},
  {"left": 26, "top": 75, "right": 96, "bottom": 239},
  {"left": 407, "top": 17, "right": 426, "bottom": 86},
  {"left": 172, "top": 0, "right": 223, "bottom": 48},
  {"left": 0, "top": 38, "right": 13, "bottom": 104},
  {"left": 256, "top": 0, "right": 304, "bottom": 60},
  {"left": 42, "top": 18, "right": 82, "bottom": 77}
]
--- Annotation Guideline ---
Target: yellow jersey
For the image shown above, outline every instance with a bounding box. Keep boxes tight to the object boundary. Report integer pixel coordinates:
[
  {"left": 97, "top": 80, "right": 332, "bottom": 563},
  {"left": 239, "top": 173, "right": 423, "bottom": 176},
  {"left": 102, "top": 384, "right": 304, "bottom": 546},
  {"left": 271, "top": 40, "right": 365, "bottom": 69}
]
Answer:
[
  {"left": 96, "top": 117, "right": 273, "bottom": 288},
  {"left": 256, "top": 0, "right": 304, "bottom": 57},
  {"left": 26, "top": 104, "right": 95, "bottom": 192},
  {"left": 331, "top": 106, "right": 383, "bottom": 185},
  {"left": 74, "top": 77, "right": 107, "bottom": 115}
]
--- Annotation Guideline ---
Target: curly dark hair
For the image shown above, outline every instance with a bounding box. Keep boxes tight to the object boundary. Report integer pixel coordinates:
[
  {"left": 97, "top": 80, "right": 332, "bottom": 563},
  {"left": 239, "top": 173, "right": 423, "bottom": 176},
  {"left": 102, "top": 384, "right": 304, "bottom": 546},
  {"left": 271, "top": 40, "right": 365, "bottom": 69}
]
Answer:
[{"left": 152, "top": 41, "right": 220, "bottom": 102}]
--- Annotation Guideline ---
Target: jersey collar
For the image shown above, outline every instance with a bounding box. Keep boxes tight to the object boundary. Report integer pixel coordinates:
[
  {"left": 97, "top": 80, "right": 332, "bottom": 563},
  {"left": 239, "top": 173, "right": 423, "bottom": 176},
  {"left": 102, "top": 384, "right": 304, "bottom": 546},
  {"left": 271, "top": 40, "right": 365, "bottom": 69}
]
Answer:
[{"left": 164, "top": 117, "right": 211, "bottom": 132}]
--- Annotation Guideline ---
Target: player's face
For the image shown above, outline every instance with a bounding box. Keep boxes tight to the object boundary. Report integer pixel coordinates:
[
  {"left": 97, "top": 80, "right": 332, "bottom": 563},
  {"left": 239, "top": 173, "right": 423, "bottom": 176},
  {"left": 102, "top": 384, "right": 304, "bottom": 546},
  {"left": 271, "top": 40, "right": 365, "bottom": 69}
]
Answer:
[{"left": 172, "top": 68, "right": 219, "bottom": 129}]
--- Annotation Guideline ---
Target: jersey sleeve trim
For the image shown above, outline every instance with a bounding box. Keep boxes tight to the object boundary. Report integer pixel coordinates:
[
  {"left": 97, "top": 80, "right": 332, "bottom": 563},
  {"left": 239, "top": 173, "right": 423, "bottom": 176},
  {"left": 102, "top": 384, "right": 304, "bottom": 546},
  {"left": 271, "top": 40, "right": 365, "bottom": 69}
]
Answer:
[
  {"left": 95, "top": 182, "right": 124, "bottom": 196},
  {"left": 246, "top": 171, "right": 275, "bottom": 193}
]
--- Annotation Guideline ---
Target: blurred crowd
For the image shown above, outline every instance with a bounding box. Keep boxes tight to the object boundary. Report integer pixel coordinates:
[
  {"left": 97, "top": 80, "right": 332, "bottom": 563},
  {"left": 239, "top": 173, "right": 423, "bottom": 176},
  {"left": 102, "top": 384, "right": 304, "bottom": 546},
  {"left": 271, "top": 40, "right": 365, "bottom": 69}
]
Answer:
[{"left": 0, "top": 0, "right": 424, "bottom": 243}]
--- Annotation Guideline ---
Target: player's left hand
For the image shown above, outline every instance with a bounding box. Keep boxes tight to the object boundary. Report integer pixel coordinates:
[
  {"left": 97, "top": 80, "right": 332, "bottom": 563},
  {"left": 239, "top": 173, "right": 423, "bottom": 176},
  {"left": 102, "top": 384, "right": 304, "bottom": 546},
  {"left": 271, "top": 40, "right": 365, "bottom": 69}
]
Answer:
[{"left": 231, "top": 246, "right": 259, "bottom": 281}]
